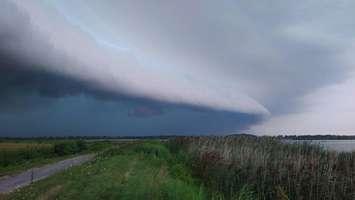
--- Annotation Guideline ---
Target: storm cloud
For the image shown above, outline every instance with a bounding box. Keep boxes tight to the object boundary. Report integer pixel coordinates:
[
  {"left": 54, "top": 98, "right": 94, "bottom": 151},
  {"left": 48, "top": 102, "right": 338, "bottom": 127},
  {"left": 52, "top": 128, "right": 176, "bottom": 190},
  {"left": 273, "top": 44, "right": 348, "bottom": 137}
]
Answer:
[{"left": 0, "top": 0, "right": 354, "bottom": 136}]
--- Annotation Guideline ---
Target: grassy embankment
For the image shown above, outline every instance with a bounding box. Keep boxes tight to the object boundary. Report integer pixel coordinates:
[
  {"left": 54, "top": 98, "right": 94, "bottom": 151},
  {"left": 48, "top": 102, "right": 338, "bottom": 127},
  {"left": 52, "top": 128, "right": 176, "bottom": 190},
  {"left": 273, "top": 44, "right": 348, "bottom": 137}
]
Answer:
[
  {"left": 0, "top": 140, "right": 111, "bottom": 176},
  {"left": 171, "top": 136, "right": 355, "bottom": 200}
]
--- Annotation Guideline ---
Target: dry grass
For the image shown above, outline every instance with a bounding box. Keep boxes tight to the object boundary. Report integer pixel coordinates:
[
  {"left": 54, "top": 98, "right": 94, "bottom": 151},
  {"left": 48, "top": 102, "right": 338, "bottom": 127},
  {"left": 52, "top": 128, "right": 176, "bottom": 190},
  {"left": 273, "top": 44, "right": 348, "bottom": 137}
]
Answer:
[
  {"left": 0, "top": 143, "right": 52, "bottom": 152},
  {"left": 170, "top": 136, "right": 355, "bottom": 200}
]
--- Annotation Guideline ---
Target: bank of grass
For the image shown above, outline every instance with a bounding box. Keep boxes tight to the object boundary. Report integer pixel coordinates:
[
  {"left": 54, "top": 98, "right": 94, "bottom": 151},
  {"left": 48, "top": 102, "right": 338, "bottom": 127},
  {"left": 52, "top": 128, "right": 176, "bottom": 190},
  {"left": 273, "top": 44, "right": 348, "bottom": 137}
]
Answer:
[
  {"left": 170, "top": 136, "right": 355, "bottom": 200},
  {"left": 0, "top": 140, "right": 111, "bottom": 176},
  {"left": 3, "top": 141, "right": 206, "bottom": 200}
]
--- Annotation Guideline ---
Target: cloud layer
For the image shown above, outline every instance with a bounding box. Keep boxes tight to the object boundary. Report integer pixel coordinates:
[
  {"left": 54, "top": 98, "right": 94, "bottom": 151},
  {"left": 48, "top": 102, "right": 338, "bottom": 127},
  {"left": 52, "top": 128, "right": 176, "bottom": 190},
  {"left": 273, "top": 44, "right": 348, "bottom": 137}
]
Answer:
[
  {"left": 1, "top": 0, "right": 354, "bottom": 136},
  {"left": 1, "top": 0, "right": 268, "bottom": 114}
]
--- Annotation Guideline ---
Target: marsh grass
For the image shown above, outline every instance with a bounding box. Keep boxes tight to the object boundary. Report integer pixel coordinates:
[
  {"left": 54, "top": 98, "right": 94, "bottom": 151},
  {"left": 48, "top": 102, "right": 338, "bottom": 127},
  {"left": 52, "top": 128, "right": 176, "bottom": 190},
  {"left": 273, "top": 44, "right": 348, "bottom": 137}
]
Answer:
[{"left": 169, "top": 136, "right": 355, "bottom": 200}]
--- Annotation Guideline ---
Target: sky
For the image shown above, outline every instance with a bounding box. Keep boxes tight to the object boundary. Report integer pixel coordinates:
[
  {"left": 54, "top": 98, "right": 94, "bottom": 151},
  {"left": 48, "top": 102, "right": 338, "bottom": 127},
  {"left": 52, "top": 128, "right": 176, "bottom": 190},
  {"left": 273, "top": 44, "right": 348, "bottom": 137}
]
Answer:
[{"left": 0, "top": 0, "right": 354, "bottom": 136}]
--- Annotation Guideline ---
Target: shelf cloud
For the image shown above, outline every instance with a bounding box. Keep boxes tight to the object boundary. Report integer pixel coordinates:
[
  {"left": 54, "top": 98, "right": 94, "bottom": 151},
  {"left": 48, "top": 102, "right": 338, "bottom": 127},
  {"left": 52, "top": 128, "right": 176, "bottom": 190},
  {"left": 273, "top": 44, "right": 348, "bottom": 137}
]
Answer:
[{"left": 1, "top": 0, "right": 354, "bottom": 136}]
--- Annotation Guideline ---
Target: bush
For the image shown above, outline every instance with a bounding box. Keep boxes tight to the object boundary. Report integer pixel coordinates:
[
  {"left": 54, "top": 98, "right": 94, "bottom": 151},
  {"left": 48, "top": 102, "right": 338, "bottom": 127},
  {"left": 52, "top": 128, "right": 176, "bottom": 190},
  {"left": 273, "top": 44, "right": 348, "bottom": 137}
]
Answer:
[
  {"left": 54, "top": 140, "right": 87, "bottom": 156},
  {"left": 76, "top": 140, "right": 88, "bottom": 152},
  {"left": 0, "top": 143, "right": 54, "bottom": 168}
]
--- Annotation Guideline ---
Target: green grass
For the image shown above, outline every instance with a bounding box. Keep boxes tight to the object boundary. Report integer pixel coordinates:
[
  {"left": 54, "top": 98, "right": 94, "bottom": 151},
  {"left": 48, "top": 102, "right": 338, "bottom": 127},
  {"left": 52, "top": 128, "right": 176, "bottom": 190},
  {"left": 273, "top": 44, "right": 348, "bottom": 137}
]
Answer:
[{"left": 3, "top": 141, "right": 206, "bottom": 200}]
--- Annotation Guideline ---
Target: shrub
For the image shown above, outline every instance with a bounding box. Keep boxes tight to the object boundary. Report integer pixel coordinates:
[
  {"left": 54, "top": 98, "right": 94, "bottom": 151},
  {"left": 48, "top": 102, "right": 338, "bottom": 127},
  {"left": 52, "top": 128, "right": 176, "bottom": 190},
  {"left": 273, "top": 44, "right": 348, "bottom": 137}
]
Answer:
[
  {"left": 0, "top": 143, "right": 54, "bottom": 168},
  {"left": 54, "top": 140, "right": 87, "bottom": 156}
]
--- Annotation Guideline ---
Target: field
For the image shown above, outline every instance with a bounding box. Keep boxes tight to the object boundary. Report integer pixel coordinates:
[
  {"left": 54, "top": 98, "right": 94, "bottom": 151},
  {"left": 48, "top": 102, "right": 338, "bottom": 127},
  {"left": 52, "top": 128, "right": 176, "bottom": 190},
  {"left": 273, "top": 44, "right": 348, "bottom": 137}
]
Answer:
[
  {"left": 0, "top": 143, "right": 52, "bottom": 151},
  {"left": 1, "top": 137, "right": 355, "bottom": 200}
]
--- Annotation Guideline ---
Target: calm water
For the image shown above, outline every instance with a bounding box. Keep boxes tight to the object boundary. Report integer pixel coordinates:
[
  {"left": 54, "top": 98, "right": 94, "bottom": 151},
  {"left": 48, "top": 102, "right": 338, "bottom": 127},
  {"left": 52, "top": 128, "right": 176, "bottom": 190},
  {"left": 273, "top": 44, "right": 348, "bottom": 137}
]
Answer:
[{"left": 289, "top": 140, "right": 355, "bottom": 152}]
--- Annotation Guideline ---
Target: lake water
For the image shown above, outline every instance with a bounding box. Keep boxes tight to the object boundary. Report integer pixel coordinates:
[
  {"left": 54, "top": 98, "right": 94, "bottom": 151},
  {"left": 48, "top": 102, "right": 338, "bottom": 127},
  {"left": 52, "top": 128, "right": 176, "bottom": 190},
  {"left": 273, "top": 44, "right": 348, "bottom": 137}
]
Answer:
[{"left": 289, "top": 140, "right": 355, "bottom": 152}]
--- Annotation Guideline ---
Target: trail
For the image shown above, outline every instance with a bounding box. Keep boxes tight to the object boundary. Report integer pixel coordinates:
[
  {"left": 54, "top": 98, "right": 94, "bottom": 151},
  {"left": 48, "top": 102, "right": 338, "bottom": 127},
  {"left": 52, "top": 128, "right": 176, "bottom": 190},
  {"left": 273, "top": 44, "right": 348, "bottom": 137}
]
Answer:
[{"left": 0, "top": 154, "right": 94, "bottom": 193}]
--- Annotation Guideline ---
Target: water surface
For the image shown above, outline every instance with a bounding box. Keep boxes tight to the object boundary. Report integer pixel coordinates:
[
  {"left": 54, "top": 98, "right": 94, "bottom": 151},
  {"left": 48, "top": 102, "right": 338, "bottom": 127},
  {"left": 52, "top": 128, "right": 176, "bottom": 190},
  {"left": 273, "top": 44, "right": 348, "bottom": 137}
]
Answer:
[{"left": 289, "top": 140, "right": 355, "bottom": 152}]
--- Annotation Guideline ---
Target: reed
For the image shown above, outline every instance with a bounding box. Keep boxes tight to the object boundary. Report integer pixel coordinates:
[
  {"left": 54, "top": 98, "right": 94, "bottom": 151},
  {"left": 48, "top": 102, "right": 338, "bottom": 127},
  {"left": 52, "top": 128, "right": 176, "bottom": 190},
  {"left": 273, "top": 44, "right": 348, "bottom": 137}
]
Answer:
[{"left": 169, "top": 136, "right": 355, "bottom": 200}]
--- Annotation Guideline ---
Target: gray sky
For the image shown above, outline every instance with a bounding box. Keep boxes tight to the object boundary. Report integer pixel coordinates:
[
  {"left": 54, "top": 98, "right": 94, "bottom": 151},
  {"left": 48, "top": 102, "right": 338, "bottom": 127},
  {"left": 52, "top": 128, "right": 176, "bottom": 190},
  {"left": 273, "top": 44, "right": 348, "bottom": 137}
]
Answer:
[{"left": 1, "top": 0, "right": 354, "bottom": 136}]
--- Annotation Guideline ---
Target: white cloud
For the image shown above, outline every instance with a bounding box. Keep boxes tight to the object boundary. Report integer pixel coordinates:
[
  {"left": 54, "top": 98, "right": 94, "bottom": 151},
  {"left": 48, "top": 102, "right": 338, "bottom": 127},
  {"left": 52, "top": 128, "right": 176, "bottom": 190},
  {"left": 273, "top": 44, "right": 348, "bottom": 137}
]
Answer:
[{"left": 252, "top": 43, "right": 355, "bottom": 134}]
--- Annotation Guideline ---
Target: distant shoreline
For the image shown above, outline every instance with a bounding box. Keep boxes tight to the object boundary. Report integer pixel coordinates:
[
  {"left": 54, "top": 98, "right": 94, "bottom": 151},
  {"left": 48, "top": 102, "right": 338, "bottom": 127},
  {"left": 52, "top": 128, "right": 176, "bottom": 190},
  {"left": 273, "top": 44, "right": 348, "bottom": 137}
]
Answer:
[
  {"left": 2, "top": 134, "right": 355, "bottom": 141},
  {"left": 277, "top": 135, "right": 355, "bottom": 140}
]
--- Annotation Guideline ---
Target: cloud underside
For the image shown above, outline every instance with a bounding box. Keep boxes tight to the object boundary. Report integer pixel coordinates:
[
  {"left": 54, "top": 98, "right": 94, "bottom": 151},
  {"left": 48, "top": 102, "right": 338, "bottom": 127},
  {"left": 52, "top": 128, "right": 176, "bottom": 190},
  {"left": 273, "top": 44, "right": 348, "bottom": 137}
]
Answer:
[
  {"left": 0, "top": 0, "right": 262, "bottom": 136},
  {"left": 0, "top": 33, "right": 263, "bottom": 136},
  {"left": 1, "top": 0, "right": 355, "bottom": 136},
  {"left": 0, "top": 55, "right": 262, "bottom": 136},
  {"left": 0, "top": 0, "right": 269, "bottom": 136},
  {"left": 0, "top": 97, "right": 262, "bottom": 136}
]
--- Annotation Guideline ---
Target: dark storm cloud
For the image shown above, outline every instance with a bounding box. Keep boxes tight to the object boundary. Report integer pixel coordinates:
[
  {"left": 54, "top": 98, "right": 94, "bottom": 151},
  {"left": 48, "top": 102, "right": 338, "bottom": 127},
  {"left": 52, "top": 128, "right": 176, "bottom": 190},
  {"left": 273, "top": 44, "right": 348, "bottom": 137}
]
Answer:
[
  {"left": 1, "top": 0, "right": 354, "bottom": 135},
  {"left": 0, "top": 48, "right": 262, "bottom": 135},
  {"left": 0, "top": 51, "right": 160, "bottom": 114},
  {"left": 0, "top": 96, "right": 263, "bottom": 137},
  {"left": 0, "top": 0, "right": 264, "bottom": 136},
  {"left": 0, "top": 44, "right": 263, "bottom": 136},
  {"left": 0, "top": 0, "right": 268, "bottom": 114},
  {"left": 0, "top": 48, "right": 104, "bottom": 112}
]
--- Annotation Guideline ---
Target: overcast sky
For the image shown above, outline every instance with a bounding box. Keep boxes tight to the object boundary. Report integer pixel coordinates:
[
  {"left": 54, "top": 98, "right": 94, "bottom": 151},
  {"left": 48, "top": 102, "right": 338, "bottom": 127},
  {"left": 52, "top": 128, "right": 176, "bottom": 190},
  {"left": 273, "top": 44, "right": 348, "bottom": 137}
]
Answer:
[{"left": 1, "top": 0, "right": 354, "bottom": 136}]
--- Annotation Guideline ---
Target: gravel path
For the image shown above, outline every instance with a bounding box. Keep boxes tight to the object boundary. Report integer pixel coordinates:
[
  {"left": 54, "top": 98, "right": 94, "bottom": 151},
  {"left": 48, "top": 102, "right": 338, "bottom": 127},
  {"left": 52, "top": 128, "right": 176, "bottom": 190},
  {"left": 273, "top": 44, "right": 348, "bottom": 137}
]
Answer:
[{"left": 0, "top": 154, "right": 95, "bottom": 193}]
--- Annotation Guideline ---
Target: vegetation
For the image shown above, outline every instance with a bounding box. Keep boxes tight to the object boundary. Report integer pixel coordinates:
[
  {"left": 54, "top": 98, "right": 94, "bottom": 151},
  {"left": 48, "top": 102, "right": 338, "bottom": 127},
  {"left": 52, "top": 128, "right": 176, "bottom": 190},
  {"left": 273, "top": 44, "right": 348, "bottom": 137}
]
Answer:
[
  {"left": 0, "top": 140, "right": 109, "bottom": 176},
  {"left": 279, "top": 134, "right": 355, "bottom": 140},
  {"left": 4, "top": 137, "right": 355, "bottom": 199},
  {"left": 54, "top": 140, "right": 88, "bottom": 156},
  {"left": 169, "top": 136, "right": 355, "bottom": 200},
  {"left": 3, "top": 141, "right": 206, "bottom": 200}
]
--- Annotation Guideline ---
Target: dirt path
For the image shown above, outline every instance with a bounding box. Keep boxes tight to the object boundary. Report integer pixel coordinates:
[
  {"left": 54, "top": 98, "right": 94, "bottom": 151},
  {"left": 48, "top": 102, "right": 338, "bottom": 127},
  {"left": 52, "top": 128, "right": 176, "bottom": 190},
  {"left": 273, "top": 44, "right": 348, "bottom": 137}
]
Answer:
[{"left": 0, "top": 154, "right": 95, "bottom": 193}]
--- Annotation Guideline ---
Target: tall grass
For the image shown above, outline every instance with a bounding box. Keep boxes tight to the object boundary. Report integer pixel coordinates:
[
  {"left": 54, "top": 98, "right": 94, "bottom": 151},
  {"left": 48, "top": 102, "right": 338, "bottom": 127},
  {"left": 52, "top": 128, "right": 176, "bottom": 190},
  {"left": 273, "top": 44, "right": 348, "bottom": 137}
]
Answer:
[{"left": 169, "top": 136, "right": 355, "bottom": 200}]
